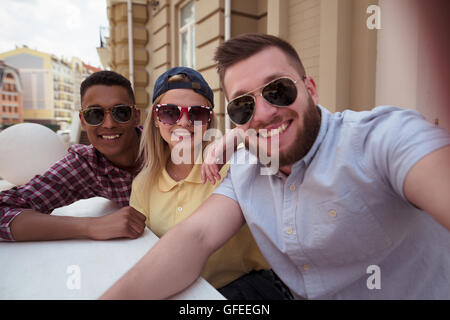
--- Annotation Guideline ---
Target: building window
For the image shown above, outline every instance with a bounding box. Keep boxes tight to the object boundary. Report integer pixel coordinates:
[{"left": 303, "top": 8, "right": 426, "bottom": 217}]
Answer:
[{"left": 179, "top": 0, "right": 195, "bottom": 68}]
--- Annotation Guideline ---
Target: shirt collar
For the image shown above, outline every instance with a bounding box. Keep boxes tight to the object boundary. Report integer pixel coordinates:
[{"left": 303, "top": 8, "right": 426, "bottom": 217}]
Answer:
[
  {"left": 300, "top": 104, "right": 329, "bottom": 167},
  {"left": 159, "top": 162, "right": 229, "bottom": 192},
  {"left": 159, "top": 164, "right": 203, "bottom": 192},
  {"left": 159, "top": 168, "right": 177, "bottom": 192}
]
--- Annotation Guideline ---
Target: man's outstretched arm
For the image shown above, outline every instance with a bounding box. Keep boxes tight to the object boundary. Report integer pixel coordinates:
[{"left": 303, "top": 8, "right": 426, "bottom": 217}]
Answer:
[
  {"left": 404, "top": 145, "right": 450, "bottom": 230},
  {"left": 100, "top": 194, "right": 245, "bottom": 300}
]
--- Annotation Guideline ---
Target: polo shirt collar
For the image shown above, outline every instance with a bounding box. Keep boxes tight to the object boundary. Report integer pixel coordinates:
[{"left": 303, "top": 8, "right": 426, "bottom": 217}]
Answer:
[
  {"left": 159, "top": 169, "right": 177, "bottom": 192},
  {"left": 159, "top": 164, "right": 204, "bottom": 192},
  {"left": 185, "top": 163, "right": 204, "bottom": 184}
]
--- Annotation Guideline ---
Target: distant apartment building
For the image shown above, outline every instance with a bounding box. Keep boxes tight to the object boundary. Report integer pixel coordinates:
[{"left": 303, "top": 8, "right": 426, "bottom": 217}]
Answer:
[
  {"left": 0, "top": 60, "right": 23, "bottom": 128},
  {"left": 0, "top": 46, "right": 101, "bottom": 130}
]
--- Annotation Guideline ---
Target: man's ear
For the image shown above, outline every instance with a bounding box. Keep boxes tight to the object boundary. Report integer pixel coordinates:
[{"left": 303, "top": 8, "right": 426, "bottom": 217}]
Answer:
[
  {"left": 304, "top": 76, "right": 319, "bottom": 105},
  {"left": 79, "top": 112, "right": 87, "bottom": 130}
]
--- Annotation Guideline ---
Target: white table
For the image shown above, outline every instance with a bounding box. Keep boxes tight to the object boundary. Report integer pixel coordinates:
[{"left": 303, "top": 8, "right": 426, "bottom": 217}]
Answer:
[
  {"left": 0, "top": 197, "right": 225, "bottom": 300},
  {"left": 0, "top": 180, "right": 14, "bottom": 192}
]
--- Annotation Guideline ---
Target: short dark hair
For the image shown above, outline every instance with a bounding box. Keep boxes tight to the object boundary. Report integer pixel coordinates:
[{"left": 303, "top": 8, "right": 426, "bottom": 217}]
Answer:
[
  {"left": 214, "top": 33, "right": 306, "bottom": 90},
  {"left": 80, "top": 70, "right": 135, "bottom": 104}
]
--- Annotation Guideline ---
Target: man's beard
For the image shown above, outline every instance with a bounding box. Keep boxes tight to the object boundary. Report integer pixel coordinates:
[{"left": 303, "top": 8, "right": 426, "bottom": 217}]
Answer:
[
  {"left": 278, "top": 96, "right": 321, "bottom": 167},
  {"left": 245, "top": 95, "right": 321, "bottom": 170}
]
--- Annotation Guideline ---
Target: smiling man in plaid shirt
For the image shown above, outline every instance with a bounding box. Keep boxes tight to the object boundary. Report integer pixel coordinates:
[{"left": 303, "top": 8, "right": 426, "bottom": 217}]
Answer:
[{"left": 0, "top": 71, "right": 146, "bottom": 241}]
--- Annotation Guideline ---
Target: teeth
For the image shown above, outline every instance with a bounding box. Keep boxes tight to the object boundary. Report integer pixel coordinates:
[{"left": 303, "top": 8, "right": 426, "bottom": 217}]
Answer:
[
  {"left": 173, "top": 130, "right": 192, "bottom": 137},
  {"left": 260, "top": 122, "right": 288, "bottom": 138},
  {"left": 101, "top": 134, "right": 121, "bottom": 140}
]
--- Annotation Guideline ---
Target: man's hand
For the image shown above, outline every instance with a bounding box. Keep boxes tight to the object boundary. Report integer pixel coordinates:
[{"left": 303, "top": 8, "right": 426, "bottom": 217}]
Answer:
[{"left": 88, "top": 206, "right": 147, "bottom": 240}]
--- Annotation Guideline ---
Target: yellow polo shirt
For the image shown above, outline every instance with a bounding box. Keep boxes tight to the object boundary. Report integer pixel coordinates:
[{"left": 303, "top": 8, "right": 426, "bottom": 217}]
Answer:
[{"left": 130, "top": 163, "right": 270, "bottom": 288}]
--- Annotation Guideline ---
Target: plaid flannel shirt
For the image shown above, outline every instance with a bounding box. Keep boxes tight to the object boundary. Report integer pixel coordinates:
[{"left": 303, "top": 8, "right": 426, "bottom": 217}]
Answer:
[{"left": 0, "top": 127, "right": 143, "bottom": 241}]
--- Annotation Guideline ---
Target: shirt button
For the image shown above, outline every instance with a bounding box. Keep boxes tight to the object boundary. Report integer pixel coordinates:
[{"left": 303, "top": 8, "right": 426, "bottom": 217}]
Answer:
[
  {"left": 329, "top": 209, "right": 337, "bottom": 218},
  {"left": 286, "top": 226, "right": 293, "bottom": 235},
  {"left": 289, "top": 184, "right": 296, "bottom": 192},
  {"left": 177, "top": 206, "right": 183, "bottom": 212},
  {"left": 303, "top": 264, "right": 310, "bottom": 271}
]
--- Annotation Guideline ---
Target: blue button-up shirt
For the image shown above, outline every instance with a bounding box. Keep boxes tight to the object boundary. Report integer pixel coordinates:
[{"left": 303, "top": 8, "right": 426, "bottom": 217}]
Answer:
[{"left": 214, "top": 105, "right": 450, "bottom": 299}]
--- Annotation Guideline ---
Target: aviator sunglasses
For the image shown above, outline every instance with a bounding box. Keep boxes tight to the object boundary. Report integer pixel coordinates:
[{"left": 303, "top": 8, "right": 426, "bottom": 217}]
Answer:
[
  {"left": 227, "top": 76, "right": 306, "bottom": 125},
  {"left": 81, "top": 104, "right": 135, "bottom": 126},
  {"left": 155, "top": 104, "right": 213, "bottom": 125}
]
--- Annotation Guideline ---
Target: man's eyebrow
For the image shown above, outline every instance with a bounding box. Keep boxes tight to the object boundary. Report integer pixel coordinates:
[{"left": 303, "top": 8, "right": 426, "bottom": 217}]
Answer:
[
  {"left": 85, "top": 104, "right": 102, "bottom": 109},
  {"left": 230, "top": 73, "right": 288, "bottom": 99},
  {"left": 84, "top": 103, "right": 132, "bottom": 109}
]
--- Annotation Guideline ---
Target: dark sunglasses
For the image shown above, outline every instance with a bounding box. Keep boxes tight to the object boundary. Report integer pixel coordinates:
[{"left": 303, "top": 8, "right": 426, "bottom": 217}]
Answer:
[
  {"left": 227, "top": 77, "right": 305, "bottom": 125},
  {"left": 155, "top": 104, "right": 213, "bottom": 125},
  {"left": 81, "top": 104, "right": 135, "bottom": 126}
]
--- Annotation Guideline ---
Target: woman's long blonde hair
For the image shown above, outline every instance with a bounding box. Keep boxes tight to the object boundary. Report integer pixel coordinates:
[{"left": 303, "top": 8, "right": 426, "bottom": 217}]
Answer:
[{"left": 137, "top": 74, "right": 216, "bottom": 197}]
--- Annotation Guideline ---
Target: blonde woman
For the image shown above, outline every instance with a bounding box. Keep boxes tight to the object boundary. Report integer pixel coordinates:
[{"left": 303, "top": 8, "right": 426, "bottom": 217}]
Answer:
[{"left": 129, "top": 67, "right": 291, "bottom": 299}]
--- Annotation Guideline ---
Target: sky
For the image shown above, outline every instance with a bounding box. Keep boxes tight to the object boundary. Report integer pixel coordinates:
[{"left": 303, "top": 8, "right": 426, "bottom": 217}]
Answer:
[{"left": 0, "top": 0, "right": 109, "bottom": 68}]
